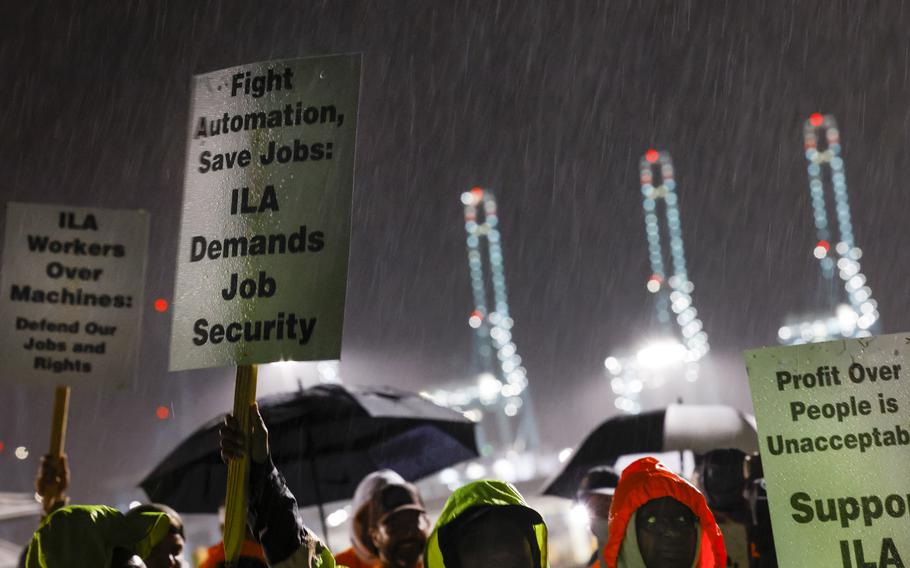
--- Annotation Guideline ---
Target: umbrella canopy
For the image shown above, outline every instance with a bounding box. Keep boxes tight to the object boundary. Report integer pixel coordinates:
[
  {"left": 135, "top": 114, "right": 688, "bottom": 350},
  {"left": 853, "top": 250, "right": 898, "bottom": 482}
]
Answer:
[
  {"left": 141, "top": 384, "right": 478, "bottom": 513},
  {"left": 542, "top": 404, "right": 757, "bottom": 498}
]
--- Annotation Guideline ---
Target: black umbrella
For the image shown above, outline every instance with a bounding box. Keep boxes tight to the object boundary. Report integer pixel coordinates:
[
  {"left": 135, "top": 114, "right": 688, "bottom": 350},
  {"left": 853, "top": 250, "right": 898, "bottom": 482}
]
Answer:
[
  {"left": 542, "top": 404, "right": 757, "bottom": 498},
  {"left": 141, "top": 383, "right": 478, "bottom": 532}
]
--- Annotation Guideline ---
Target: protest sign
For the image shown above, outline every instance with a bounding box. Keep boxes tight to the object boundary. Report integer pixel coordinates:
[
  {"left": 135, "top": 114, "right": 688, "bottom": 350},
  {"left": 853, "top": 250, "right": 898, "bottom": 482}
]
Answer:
[
  {"left": 746, "top": 333, "right": 910, "bottom": 567},
  {"left": 169, "top": 54, "right": 361, "bottom": 371},
  {"left": 0, "top": 202, "right": 149, "bottom": 388}
]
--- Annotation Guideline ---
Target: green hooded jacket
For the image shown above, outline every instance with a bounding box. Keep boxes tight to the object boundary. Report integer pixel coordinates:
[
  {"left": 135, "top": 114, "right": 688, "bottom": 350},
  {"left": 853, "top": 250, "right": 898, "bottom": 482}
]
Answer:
[
  {"left": 425, "top": 480, "right": 548, "bottom": 568},
  {"left": 25, "top": 505, "right": 171, "bottom": 568}
]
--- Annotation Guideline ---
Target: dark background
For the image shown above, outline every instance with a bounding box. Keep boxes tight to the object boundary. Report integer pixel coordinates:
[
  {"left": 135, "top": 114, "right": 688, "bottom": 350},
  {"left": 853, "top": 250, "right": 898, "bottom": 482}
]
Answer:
[{"left": 1, "top": 0, "right": 908, "bottom": 524}]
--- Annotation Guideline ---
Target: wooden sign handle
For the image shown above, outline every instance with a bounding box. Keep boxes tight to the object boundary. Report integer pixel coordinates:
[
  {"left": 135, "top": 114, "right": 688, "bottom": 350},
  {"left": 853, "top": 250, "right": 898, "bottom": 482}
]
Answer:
[
  {"left": 43, "top": 385, "right": 70, "bottom": 514},
  {"left": 224, "top": 365, "right": 258, "bottom": 565}
]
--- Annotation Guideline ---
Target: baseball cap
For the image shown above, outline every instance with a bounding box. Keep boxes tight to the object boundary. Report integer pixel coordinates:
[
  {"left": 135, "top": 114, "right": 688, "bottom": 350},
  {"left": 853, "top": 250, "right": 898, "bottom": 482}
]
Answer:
[
  {"left": 577, "top": 465, "right": 619, "bottom": 499},
  {"left": 371, "top": 481, "right": 425, "bottom": 525},
  {"left": 350, "top": 470, "right": 424, "bottom": 560}
]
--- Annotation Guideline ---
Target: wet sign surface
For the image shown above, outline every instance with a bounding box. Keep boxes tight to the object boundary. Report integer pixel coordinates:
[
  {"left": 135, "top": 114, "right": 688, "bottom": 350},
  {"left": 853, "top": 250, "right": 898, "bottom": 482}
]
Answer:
[
  {"left": 745, "top": 334, "right": 910, "bottom": 567},
  {"left": 0, "top": 202, "right": 149, "bottom": 387},
  {"left": 169, "top": 54, "right": 361, "bottom": 371}
]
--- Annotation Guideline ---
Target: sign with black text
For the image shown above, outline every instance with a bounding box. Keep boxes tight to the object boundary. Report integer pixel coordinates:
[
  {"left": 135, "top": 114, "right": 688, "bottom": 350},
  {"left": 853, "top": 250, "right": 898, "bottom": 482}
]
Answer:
[
  {"left": 0, "top": 202, "right": 149, "bottom": 387},
  {"left": 169, "top": 54, "right": 360, "bottom": 371},
  {"left": 745, "top": 334, "right": 910, "bottom": 567}
]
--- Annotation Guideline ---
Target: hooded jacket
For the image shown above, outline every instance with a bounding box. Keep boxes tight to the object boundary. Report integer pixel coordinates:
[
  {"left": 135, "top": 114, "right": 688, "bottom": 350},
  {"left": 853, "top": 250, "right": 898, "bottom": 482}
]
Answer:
[
  {"left": 335, "top": 469, "right": 422, "bottom": 568},
  {"left": 352, "top": 470, "right": 403, "bottom": 562},
  {"left": 425, "top": 480, "right": 548, "bottom": 568},
  {"left": 603, "top": 458, "right": 725, "bottom": 568},
  {"left": 25, "top": 505, "right": 171, "bottom": 568}
]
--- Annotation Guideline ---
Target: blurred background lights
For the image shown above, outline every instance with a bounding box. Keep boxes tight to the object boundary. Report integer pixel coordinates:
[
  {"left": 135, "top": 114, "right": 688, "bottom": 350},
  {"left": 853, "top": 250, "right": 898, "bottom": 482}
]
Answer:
[
  {"left": 477, "top": 373, "right": 502, "bottom": 404},
  {"left": 813, "top": 240, "right": 830, "bottom": 259},
  {"left": 316, "top": 360, "right": 341, "bottom": 383},
  {"left": 636, "top": 339, "right": 687, "bottom": 369},
  {"left": 463, "top": 408, "right": 483, "bottom": 423},
  {"left": 438, "top": 468, "right": 459, "bottom": 485},
  {"left": 605, "top": 150, "right": 711, "bottom": 414},
  {"left": 492, "top": 457, "right": 517, "bottom": 482},
  {"left": 569, "top": 502, "right": 592, "bottom": 526},
  {"left": 465, "top": 462, "right": 487, "bottom": 480},
  {"left": 15, "top": 446, "right": 29, "bottom": 460},
  {"left": 780, "top": 114, "right": 880, "bottom": 345},
  {"left": 326, "top": 507, "right": 350, "bottom": 528}
]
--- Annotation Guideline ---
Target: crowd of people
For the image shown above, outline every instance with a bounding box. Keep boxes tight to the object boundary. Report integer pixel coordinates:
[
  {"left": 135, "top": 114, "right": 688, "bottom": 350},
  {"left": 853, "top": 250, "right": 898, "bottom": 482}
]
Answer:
[{"left": 17, "top": 403, "right": 777, "bottom": 568}]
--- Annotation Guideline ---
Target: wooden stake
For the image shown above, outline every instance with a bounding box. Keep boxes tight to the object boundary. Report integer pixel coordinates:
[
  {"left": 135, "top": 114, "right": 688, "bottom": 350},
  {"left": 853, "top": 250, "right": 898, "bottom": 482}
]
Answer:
[
  {"left": 224, "top": 365, "right": 258, "bottom": 566},
  {"left": 44, "top": 385, "right": 70, "bottom": 514}
]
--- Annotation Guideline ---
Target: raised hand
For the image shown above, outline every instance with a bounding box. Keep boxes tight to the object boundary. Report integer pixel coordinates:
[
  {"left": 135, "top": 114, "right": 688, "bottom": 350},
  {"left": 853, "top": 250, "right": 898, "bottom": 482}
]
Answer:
[
  {"left": 36, "top": 453, "right": 70, "bottom": 512},
  {"left": 219, "top": 403, "right": 269, "bottom": 464}
]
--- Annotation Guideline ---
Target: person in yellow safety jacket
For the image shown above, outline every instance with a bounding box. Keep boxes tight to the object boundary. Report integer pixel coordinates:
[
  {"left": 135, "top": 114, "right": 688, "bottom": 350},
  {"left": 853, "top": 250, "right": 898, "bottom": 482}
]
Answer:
[
  {"left": 24, "top": 504, "right": 178, "bottom": 568},
  {"left": 599, "top": 457, "right": 726, "bottom": 568},
  {"left": 424, "top": 479, "right": 548, "bottom": 568},
  {"left": 18, "top": 453, "right": 72, "bottom": 568}
]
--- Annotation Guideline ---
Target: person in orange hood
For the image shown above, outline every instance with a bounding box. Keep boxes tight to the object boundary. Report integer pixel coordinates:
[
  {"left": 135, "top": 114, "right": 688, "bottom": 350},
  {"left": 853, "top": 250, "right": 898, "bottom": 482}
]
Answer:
[{"left": 600, "top": 457, "right": 726, "bottom": 568}]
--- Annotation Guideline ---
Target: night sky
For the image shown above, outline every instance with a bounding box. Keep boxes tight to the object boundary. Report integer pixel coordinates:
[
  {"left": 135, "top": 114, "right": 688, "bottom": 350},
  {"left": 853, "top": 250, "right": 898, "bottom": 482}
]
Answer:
[{"left": 1, "top": 0, "right": 909, "bottom": 532}]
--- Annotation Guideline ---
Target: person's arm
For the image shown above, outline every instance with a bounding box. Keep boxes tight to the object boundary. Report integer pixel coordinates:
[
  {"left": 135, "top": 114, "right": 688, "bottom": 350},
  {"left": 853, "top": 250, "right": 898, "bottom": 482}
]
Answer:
[{"left": 221, "top": 405, "right": 336, "bottom": 568}]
